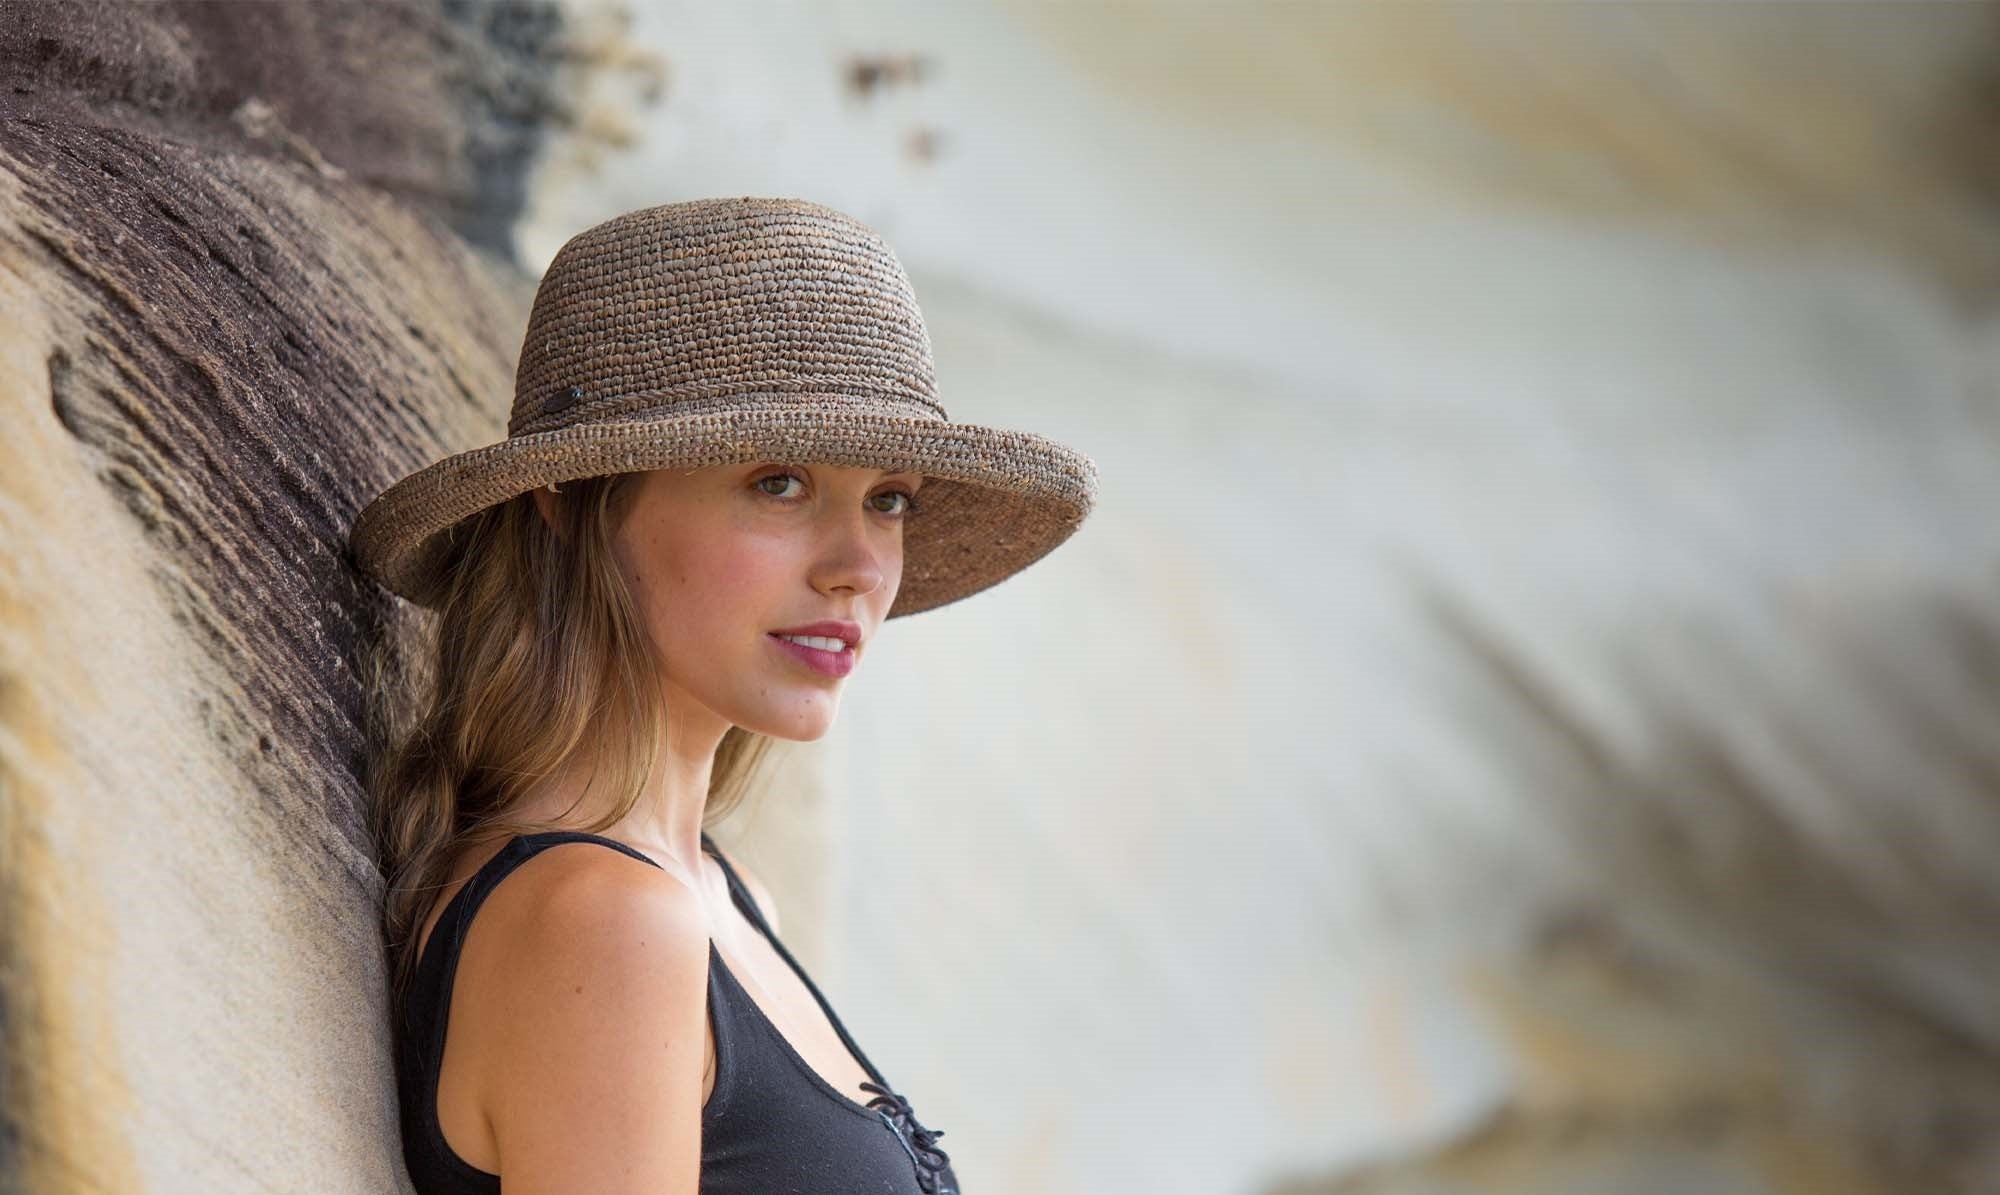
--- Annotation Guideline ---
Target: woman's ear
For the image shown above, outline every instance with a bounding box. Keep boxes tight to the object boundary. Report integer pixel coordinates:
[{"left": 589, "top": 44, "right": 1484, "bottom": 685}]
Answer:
[{"left": 531, "top": 484, "right": 562, "bottom": 536}]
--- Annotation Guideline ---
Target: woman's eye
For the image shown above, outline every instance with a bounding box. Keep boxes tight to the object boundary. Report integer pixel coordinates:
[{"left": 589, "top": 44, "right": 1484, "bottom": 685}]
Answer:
[{"left": 756, "top": 471, "right": 805, "bottom": 499}]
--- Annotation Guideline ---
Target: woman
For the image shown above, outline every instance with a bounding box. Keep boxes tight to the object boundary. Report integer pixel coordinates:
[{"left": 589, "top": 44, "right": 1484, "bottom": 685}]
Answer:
[{"left": 347, "top": 197, "right": 1098, "bottom": 1194}]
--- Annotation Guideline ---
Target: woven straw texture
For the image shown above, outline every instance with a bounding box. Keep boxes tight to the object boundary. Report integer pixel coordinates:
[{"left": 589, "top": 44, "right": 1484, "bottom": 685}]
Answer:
[{"left": 348, "top": 197, "right": 1098, "bottom": 617}]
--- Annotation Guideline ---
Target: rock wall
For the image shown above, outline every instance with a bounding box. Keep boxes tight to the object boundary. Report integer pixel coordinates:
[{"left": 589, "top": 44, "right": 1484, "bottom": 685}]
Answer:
[{"left": 0, "top": 2, "right": 574, "bottom": 1189}]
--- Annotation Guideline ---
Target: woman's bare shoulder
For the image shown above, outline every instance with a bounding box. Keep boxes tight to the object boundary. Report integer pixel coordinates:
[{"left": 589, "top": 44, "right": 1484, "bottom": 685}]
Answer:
[{"left": 452, "top": 838, "right": 702, "bottom": 964}]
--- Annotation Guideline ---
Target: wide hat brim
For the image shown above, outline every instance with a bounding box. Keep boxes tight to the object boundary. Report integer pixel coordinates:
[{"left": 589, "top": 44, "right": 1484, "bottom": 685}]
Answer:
[{"left": 347, "top": 397, "right": 1099, "bottom": 618}]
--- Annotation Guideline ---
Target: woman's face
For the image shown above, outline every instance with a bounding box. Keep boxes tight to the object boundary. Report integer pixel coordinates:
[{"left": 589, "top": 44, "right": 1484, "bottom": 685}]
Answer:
[{"left": 609, "top": 460, "right": 925, "bottom": 741}]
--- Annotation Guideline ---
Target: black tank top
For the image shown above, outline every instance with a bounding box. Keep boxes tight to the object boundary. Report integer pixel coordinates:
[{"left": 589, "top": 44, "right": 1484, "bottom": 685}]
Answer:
[{"left": 393, "top": 830, "right": 960, "bottom": 1194}]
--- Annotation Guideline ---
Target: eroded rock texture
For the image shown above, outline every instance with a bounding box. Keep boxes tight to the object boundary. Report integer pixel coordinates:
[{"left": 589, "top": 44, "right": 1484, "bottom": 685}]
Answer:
[{"left": 0, "top": 2, "right": 568, "bottom": 1189}]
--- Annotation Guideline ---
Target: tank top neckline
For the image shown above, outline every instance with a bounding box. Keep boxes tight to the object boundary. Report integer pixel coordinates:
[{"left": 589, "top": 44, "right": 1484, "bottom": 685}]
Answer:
[{"left": 417, "top": 828, "right": 901, "bottom": 1128}]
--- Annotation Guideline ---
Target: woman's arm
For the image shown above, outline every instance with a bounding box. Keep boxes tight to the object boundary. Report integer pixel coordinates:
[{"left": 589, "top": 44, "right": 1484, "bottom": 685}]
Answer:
[{"left": 480, "top": 848, "right": 710, "bottom": 1194}]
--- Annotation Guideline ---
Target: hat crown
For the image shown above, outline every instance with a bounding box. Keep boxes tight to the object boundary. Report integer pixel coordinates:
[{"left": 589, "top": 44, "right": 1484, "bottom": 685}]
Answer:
[{"left": 509, "top": 197, "right": 944, "bottom": 437}]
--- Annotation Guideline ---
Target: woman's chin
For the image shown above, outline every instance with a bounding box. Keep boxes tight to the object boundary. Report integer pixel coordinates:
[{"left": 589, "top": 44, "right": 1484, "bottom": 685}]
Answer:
[{"left": 737, "top": 699, "right": 839, "bottom": 742}]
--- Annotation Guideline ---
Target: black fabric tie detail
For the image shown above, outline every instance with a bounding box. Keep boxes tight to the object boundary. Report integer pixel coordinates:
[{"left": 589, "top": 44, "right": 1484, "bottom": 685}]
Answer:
[{"left": 860, "top": 1080, "right": 954, "bottom": 1193}]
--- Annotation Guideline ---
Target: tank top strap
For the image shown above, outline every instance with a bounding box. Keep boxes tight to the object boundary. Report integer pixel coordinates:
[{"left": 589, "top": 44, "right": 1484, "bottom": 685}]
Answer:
[
  {"left": 700, "top": 830, "right": 779, "bottom": 941},
  {"left": 516, "top": 829, "right": 665, "bottom": 868},
  {"left": 696, "top": 833, "right": 902, "bottom": 1099}
]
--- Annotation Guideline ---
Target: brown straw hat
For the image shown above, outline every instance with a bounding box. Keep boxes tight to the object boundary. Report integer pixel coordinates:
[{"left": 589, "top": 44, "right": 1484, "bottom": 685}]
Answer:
[{"left": 347, "top": 196, "right": 1099, "bottom": 618}]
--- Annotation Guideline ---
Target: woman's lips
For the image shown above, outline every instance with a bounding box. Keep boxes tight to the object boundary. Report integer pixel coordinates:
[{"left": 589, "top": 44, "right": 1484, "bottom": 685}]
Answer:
[{"left": 767, "top": 632, "right": 856, "bottom": 678}]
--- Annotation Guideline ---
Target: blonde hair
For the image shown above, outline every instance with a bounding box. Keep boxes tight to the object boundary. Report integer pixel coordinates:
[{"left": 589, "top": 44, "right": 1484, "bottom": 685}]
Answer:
[{"left": 363, "top": 471, "right": 777, "bottom": 1007}]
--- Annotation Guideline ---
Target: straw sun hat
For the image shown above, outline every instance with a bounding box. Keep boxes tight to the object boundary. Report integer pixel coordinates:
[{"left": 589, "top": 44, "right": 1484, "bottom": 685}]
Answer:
[{"left": 347, "top": 196, "right": 1099, "bottom": 618}]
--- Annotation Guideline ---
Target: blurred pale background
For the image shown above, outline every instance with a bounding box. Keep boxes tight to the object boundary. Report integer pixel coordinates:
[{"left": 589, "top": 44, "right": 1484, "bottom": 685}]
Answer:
[{"left": 550, "top": 3, "right": 2000, "bottom": 1192}]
